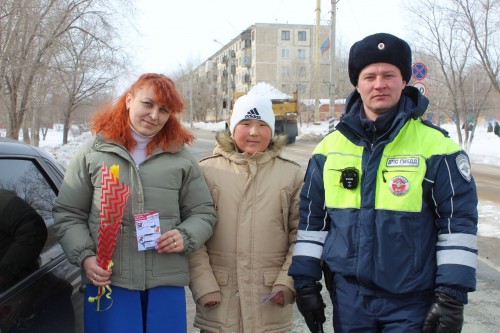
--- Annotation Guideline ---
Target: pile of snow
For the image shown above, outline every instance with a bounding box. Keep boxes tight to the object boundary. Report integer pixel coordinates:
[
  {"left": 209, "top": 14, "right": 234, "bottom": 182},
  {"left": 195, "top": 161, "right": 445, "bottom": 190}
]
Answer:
[{"left": 248, "top": 82, "right": 292, "bottom": 99}]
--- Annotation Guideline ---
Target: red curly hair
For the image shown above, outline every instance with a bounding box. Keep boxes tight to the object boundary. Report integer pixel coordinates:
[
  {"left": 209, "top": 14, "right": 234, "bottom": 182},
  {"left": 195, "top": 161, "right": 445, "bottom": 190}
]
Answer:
[{"left": 91, "top": 73, "right": 194, "bottom": 155}]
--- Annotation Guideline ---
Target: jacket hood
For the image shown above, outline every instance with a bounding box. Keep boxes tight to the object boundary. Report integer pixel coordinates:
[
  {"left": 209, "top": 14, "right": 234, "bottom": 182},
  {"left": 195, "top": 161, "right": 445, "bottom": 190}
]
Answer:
[{"left": 212, "top": 130, "right": 288, "bottom": 162}]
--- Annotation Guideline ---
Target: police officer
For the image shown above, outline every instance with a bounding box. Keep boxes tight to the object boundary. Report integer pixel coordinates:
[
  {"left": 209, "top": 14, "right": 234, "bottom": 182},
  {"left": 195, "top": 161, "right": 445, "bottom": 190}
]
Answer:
[{"left": 288, "top": 33, "right": 478, "bottom": 333}]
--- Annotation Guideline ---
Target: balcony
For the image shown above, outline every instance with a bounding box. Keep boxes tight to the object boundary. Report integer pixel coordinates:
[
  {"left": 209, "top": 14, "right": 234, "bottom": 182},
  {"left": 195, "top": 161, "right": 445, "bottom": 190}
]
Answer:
[{"left": 243, "top": 57, "right": 252, "bottom": 68}]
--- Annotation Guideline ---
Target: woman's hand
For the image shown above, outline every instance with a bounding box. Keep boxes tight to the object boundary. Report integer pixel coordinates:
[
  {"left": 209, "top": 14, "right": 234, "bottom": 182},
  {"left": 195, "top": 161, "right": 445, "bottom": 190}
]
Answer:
[
  {"left": 83, "top": 255, "right": 112, "bottom": 286},
  {"left": 155, "top": 229, "right": 184, "bottom": 253}
]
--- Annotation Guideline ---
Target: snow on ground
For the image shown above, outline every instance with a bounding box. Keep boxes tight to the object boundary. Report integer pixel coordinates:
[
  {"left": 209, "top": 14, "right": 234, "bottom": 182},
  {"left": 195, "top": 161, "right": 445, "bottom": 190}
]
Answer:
[{"left": 34, "top": 120, "right": 500, "bottom": 239}]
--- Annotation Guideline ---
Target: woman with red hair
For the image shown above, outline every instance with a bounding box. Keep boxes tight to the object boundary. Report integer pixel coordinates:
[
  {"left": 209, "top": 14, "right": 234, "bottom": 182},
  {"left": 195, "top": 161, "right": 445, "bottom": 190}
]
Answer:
[{"left": 53, "top": 73, "right": 216, "bottom": 333}]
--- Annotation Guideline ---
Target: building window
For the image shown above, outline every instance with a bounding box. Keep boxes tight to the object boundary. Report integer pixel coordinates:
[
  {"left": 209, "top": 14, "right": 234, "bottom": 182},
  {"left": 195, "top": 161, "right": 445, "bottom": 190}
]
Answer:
[
  {"left": 281, "top": 48, "right": 290, "bottom": 58},
  {"left": 281, "top": 30, "right": 290, "bottom": 41},
  {"left": 298, "top": 66, "right": 307, "bottom": 77},
  {"left": 298, "top": 31, "right": 307, "bottom": 41},
  {"left": 281, "top": 84, "right": 288, "bottom": 92},
  {"left": 298, "top": 84, "right": 306, "bottom": 93},
  {"left": 298, "top": 49, "right": 306, "bottom": 59},
  {"left": 281, "top": 66, "right": 289, "bottom": 77}
]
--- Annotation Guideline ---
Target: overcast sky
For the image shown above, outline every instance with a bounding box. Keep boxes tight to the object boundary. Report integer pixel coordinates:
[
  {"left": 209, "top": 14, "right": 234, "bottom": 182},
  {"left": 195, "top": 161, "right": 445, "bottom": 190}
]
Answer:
[{"left": 121, "top": 0, "right": 408, "bottom": 78}]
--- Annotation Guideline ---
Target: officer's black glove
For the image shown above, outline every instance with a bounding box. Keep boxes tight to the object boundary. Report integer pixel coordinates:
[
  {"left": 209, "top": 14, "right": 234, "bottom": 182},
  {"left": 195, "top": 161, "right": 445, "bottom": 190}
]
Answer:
[
  {"left": 422, "top": 291, "right": 464, "bottom": 333},
  {"left": 295, "top": 282, "right": 326, "bottom": 333}
]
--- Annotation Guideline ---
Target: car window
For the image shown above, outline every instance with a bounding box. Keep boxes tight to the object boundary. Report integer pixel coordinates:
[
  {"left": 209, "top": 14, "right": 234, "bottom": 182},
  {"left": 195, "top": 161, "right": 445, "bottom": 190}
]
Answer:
[{"left": 0, "top": 158, "right": 63, "bottom": 267}]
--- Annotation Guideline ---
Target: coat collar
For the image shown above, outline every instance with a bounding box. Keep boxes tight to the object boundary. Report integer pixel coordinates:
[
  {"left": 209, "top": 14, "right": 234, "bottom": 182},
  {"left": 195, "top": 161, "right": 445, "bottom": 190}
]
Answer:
[{"left": 211, "top": 130, "right": 288, "bottom": 165}]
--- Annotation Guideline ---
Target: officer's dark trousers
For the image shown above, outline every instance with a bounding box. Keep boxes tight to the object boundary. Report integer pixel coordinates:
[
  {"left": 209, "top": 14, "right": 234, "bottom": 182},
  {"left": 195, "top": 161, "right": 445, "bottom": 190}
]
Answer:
[{"left": 330, "top": 274, "right": 433, "bottom": 333}]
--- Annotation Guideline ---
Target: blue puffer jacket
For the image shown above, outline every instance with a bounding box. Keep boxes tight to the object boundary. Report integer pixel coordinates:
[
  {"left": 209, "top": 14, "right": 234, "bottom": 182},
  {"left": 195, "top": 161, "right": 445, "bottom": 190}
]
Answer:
[{"left": 289, "top": 86, "right": 478, "bottom": 302}]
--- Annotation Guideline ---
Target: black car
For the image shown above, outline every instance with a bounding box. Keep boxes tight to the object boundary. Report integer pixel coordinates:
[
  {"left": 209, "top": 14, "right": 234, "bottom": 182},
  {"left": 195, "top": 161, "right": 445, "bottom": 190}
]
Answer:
[{"left": 0, "top": 138, "right": 83, "bottom": 333}]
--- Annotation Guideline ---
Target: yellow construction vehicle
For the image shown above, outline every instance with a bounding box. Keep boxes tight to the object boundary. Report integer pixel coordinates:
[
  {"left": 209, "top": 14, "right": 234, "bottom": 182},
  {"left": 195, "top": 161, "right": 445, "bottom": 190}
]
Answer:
[{"left": 230, "top": 91, "right": 299, "bottom": 144}]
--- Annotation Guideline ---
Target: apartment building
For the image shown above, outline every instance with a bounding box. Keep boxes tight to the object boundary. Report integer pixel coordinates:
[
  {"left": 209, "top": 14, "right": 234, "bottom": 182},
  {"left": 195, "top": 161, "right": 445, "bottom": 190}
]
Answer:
[{"left": 195, "top": 23, "right": 331, "bottom": 119}]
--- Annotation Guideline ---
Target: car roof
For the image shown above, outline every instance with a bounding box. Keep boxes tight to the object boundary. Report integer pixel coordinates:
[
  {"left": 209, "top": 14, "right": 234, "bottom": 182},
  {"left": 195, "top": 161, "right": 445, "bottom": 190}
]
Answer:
[
  {"left": 1, "top": 137, "right": 51, "bottom": 157},
  {"left": 0, "top": 137, "right": 65, "bottom": 171}
]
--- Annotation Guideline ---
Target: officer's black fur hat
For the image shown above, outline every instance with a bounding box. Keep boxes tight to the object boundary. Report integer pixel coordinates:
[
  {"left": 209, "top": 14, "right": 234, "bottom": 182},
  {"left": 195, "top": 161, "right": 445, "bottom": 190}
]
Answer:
[{"left": 348, "top": 33, "right": 412, "bottom": 86}]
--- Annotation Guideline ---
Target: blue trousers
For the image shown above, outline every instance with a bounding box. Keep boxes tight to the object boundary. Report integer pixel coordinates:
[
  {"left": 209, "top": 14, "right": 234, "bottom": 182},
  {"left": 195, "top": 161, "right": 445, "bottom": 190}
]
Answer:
[
  {"left": 84, "top": 285, "right": 186, "bottom": 333},
  {"left": 330, "top": 274, "right": 433, "bottom": 333}
]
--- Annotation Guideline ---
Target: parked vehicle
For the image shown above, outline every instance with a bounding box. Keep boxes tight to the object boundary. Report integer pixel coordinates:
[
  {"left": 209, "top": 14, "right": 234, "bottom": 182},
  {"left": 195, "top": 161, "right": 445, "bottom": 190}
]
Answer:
[{"left": 0, "top": 138, "right": 83, "bottom": 333}]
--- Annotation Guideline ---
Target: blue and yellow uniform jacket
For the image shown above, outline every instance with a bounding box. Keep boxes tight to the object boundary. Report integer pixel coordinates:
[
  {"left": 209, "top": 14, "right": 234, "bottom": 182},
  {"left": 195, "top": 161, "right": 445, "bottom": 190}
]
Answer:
[{"left": 289, "top": 86, "right": 478, "bottom": 302}]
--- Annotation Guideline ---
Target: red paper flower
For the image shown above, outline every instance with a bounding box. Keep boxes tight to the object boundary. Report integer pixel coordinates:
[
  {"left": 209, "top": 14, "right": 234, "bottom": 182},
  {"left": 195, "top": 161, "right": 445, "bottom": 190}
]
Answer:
[{"left": 88, "top": 163, "right": 130, "bottom": 311}]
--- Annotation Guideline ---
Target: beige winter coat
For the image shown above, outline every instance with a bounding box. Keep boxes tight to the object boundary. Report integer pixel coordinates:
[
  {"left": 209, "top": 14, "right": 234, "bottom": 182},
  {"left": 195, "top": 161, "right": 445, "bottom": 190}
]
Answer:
[{"left": 189, "top": 132, "right": 303, "bottom": 333}]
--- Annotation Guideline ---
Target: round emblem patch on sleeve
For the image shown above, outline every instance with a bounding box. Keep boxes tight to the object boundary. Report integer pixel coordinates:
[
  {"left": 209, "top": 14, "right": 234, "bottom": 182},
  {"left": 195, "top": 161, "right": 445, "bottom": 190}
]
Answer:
[{"left": 456, "top": 154, "right": 471, "bottom": 182}]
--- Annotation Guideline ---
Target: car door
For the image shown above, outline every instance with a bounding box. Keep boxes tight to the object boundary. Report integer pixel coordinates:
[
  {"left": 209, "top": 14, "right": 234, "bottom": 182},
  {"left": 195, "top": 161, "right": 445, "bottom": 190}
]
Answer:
[{"left": 0, "top": 146, "right": 83, "bottom": 333}]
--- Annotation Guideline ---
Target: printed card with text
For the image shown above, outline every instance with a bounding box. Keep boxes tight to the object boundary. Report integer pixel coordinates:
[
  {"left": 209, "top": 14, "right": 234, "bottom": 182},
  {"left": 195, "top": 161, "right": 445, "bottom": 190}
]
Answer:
[{"left": 135, "top": 211, "right": 161, "bottom": 251}]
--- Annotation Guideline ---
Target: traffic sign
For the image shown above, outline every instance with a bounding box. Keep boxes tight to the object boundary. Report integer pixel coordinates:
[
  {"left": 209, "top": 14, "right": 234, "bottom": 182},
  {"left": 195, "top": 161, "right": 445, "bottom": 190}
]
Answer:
[
  {"left": 412, "top": 81, "right": 427, "bottom": 96},
  {"left": 412, "top": 62, "right": 428, "bottom": 80}
]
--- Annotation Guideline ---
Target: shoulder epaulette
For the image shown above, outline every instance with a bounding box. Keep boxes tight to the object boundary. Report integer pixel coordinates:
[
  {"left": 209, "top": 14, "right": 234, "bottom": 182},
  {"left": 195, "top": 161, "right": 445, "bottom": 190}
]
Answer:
[
  {"left": 198, "top": 153, "right": 223, "bottom": 163},
  {"left": 277, "top": 155, "right": 301, "bottom": 167},
  {"left": 419, "top": 118, "right": 449, "bottom": 137}
]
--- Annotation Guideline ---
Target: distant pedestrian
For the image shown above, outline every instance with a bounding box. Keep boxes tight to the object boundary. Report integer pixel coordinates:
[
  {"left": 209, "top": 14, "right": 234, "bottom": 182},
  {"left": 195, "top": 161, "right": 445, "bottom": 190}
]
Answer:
[
  {"left": 487, "top": 123, "right": 493, "bottom": 133},
  {"left": 495, "top": 122, "right": 500, "bottom": 137}
]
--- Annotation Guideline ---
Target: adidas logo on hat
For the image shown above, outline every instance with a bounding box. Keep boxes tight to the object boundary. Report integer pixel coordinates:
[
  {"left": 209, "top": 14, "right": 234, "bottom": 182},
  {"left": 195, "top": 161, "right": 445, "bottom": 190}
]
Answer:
[{"left": 244, "top": 108, "right": 262, "bottom": 120}]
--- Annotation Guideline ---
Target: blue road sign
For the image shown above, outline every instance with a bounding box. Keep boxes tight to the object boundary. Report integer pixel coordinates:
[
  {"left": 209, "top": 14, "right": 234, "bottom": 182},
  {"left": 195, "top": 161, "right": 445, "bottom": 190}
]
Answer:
[{"left": 412, "top": 62, "right": 428, "bottom": 80}]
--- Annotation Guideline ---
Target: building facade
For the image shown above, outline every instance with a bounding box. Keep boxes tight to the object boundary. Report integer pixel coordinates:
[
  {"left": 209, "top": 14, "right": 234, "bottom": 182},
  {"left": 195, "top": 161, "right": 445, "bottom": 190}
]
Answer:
[{"left": 195, "top": 23, "right": 331, "bottom": 120}]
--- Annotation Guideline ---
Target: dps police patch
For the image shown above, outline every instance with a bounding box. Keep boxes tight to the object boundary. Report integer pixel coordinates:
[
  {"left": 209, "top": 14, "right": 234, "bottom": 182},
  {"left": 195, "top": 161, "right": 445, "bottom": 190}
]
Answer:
[{"left": 456, "top": 154, "right": 471, "bottom": 182}]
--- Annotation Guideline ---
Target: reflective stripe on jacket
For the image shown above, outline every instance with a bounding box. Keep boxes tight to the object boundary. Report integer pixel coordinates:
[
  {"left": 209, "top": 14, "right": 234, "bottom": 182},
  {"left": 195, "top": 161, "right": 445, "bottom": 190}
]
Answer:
[{"left": 289, "top": 87, "right": 478, "bottom": 296}]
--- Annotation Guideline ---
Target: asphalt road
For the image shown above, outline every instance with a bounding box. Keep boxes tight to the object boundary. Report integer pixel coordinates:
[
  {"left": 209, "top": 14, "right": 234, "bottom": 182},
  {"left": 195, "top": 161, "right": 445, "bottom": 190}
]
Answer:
[{"left": 185, "top": 128, "right": 500, "bottom": 332}]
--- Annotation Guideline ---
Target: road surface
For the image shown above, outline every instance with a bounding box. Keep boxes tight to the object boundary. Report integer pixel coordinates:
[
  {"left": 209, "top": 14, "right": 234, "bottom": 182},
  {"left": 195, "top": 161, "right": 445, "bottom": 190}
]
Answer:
[{"left": 184, "top": 128, "right": 500, "bottom": 332}]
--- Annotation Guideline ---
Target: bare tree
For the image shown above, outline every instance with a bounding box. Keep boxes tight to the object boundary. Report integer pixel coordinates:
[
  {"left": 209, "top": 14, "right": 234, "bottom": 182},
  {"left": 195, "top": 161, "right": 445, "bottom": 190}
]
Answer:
[
  {"left": 452, "top": 0, "right": 500, "bottom": 94},
  {"left": 405, "top": 0, "right": 481, "bottom": 148},
  {"left": 461, "top": 64, "right": 493, "bottom": 149},
  {"left": 175, "top": 59, "right": 224, "bottom": 124},
  {"left": 0, "top": 0, "right": 131, "bottom": 142},
  {"left": 192, "top": 74, "right": 220, "bottom": 123},
  {"left": 28, "top": 69, "right": 60, "bottom": 146},
  {"left": 1, "top": 0, "right": 93, "bottom": 139},
  {"left": 53, "top": 18, "right": 124, "bottom": 144}
]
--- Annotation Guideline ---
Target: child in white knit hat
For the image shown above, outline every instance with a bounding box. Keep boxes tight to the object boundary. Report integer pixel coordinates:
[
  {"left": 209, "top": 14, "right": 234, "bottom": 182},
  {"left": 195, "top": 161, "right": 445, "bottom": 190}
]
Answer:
[
  {"left": 228, "top": 93, "right": 276, "bottom": 154},
  {"left": 188, "top": 93, "right": 304, "bottom": 332}
]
